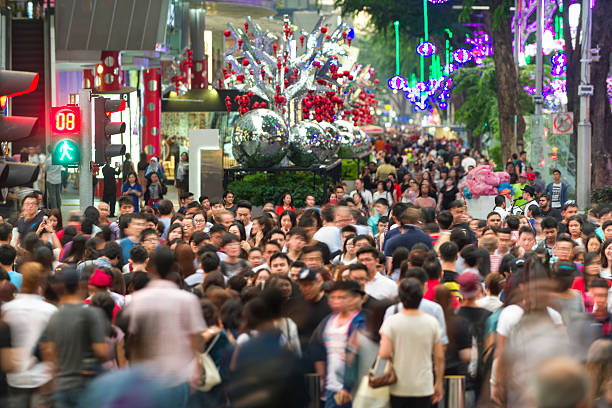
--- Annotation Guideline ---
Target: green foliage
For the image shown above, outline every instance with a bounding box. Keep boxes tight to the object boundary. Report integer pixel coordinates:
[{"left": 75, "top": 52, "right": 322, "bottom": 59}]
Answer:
[
  {"left": 592, "top": 187, "right": 612, "bottom": 205},
  {"left": 228, "top": 172, "right": 325, "bottom": 207},
  {"left": 341, "top": 159, "right": 359, "bottom": 180}
]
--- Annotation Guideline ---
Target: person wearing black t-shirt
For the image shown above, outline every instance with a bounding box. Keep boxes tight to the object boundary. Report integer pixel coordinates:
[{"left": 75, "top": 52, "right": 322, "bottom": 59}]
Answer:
[{"left": 16, "top": 193, "right": 44, "bottom": 245}]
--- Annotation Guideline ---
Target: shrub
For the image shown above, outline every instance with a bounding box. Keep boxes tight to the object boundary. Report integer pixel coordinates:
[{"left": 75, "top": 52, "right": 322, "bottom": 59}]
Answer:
[
  {"left": 592, "top": 187, "right": 612, "bottom": 205},
  {"left": 227, "top": 171, "right": 325, "bottom": 207}
]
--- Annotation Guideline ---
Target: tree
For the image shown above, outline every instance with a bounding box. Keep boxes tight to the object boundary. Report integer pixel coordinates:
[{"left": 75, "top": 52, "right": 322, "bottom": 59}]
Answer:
[{"left": 589, "top": 0, "right": 612, "bottom": 189}]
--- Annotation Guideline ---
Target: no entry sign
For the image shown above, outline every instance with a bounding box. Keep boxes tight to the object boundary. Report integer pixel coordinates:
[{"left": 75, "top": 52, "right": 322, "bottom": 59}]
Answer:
[{"left": 552, "top": 112, "right": 573, "bottom": 135}]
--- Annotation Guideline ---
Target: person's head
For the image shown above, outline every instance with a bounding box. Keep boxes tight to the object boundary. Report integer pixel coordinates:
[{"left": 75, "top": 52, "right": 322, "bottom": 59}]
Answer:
[
  {"left": 263, "top": 240, "right": 282, "bottom": 264},
  {"left": 304, "top": 194, "right": 316, "bottom": 208},
  {"left": 150, "top": 247, "right": 176, "bottom": 279},
  {"left": 140, "top": 228, "right": 159, "bottom": 254},
  {"left": 97, "top": 202, "right": 110, "bottom": 221},
  {"left": 439, "top": 241, "right": 459, "bottom": 264},
  {"left": 356, "top": 246, "right": 379, "bottom": 277},
  {"left": 603, "top": 239, "right": 612, "bottom": 269},
  {"left": 347, "top": 263, "right": 369, "bottom": 290},
  {"left": 21, "top": 193, "right": 39, "bottom": 217},
  {"left": 518, "top": 226, "right": 536, "bottom": 252},
  {"left": 18, "top": 262, "right": 45, "bottom": 294},
  {"left": 217, "top": 211, "right": 234, "bottom": 230},
  {"left": 280, "top": 192, "right": 293, "bottom": 207},
  {"left": 418, "top": 180, "right": 431, "bottom": 196},
  {"left": 541, "top": 217, "right": 558, "bottom": 245},
  {"left": 449, "top": 200, "right": 467, "bottom": 225},
  {"left": 126, "top": 172, "right": 138, "bottom": 185},
  {"left": 591, "top": 278, "right": 610, "bottom": 313},
  {"left": 221, "top": 233, "right": 241, "bottom": 259},
  {"left": 373, "top": 198, "right": 389, "bottom": 217},
  {"left": 279, "top": 210, "right": 297, "bottom": 232},
  {"left": 223, "top": 190, "right": 235, "bottom": 206},
  {"left": 567, "top": 215, "right": 583, "bottom": 238},
  {"left": 167, "top": 222, "right": 184, "bottom": 242},
  {"left": 118, "top": 196, "right": 135, "bottom": 215},
  {"left": 328, "top": 280, "right": 363, "bottom": 313},
  {"left": 494, "top": 195, "right": 507, "bottom": 209},
  {"left": 247, "top": 247, "right": 264, "bottom": 268},
  {"left": 398, "top": 278, "right": 423, "bottom": 309},
  {"left": 124, "top": 213, "right": 146, "bottom": 239},
  {"left": 297, "top": 268, "right": 324, "bottom": 301},
  {"left": 235, "top": 200, "right": 252, "bottom": 226},
  {"left": 562, "top": 201, "right": 579, "bottom": 222},
  {"left": 200, "top": 251, "right": 220, "bottom": 273},
  {"left": 436, "top": 210, "right": 453, "bottom": 231},
  {"left": 539, "top": 194, "right": 551, "bottom": 209},
  {"left": 486, "top": 212, "right": 502, "bottom": 229},
  {"left": 484, "top": 272, "right": 505, "bottom": 296},
  {"left": 496, "top": 227, "right": 513, "bottom": 253},
  {"left": 158, "top": 200, "right": 174, "bottom": 217},
  {"left": 129, "top": 245, "right": 148, "bottom": 267},
  {"left": 602, "top": 220, "right": 612, "bottom": 241},
  {"left": 553, "top": 169, "right": 561, "bottom": 182},
  {"left": 269, "top": 252, "right": 290, "bottom": 275},
  {"left": 0, "top": 244, "right": 16, "bottom": 269},
  {"left": 101, "top": 241, "right": 122, "bottom": 266},
  {"left": 376, "top": 216, "right": 389, "bottom": 234},
  {"left": 300, "top": 245, "right": 324, "bottom": 269},
  {"left": 335, "top": 184, "right": 345, "bottom": 199},
  {"left": 586, "top": 234, "right": 602, "bottom": 254},
  {"left": 286, "top": 227, "right": 307, "bottom": 253},
  {"left": 458, "top": 272, "right": 481, "bottom": 300},
  {"left": 149, "top": 172, "right": 160, "bottom": 184},
  {"left": 522, "top": 185, "right": 535, "bottom": 202},
  {"left": 210, "top": 199, "right": 225, "bottom": 215},
  {"left": 479, "top": 234, "right": 499, "bottom": 254},
  {"left": 554, "top": 234, "right": 575, "bottom": 262}
]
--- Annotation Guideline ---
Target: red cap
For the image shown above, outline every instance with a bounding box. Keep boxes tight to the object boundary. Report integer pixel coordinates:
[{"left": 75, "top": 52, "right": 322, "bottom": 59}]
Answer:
[
  {"left": 526, "top": 172, "right": 535, "bottom": 181},
  {"left": 88, "top": 269, "right": 112, "bottom": 287},
  {"left": 457, "top": 272, "right": 481, "bottom": 299}
]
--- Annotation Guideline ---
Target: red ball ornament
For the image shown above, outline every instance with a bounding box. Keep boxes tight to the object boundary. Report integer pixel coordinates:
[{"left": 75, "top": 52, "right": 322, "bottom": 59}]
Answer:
[
  {"left": 326, "top": 35, "right": 331, "bottom": 40},
  {"left": 300, "top": 36, "right": 305, "bottom": 47},
  {"left": 374, "top": 79, "right": 379, "bottom": 84},
  {"left": 241, "top": 59, "right": 249, "bottom": 66},
  {"left": 238, "top": 39, "right": 243, "bottom": 49},
  {"left": 223, "top": 30, "right": 231, "bottom": 37},
  {"left": 260, "top": 102, "right": 267, "bottom": 108},
  {"left": 244, "top": 21, "right": 249, "bottom": 33},
  {"left": 321, "top": 26, "right": 328, "bottom": 34},
  {"left": 273, "top": 44, "right": 278, "bottom": 54}
]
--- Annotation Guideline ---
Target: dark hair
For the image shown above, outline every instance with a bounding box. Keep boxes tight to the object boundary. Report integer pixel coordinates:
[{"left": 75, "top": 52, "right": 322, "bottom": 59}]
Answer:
[
  {"left": 279, "top": 210, "right": 297, "bottom": 229},
  {"left": 21, "top": 192, "right": 39, "bottom": 207},
  {"left": 81, "top": 206, "right": 100, "bottom": 235},
  {"left": 519, "top": 226, "right": 535, "bottom": 237},
  {"left": 279, "top": 192, "right": 293, "bottom": 207},
  {"left": 0, "top": 222, "right": 12, "bottom": 242},
  {"left": 437, "top": 211, "right": 454, "bottom": 230},
  {"left": 398, "top": 278, "right": 424, "bottom": 309},
  {"left": 150, "top": 247, "right": 176, "bottom": 279},
  {"left": 236, "top": 200, "right": 252, "bottom": 211},
  {"left": 449, "top": 200, "right": 465, "bottom": 210},
  {"left": 391, "top": 247, "right": 410, "bottom": 271},
  {"left": 551, "top": 261, "right": 577, "bottom": 292},
  {"left": 254, "top": 215, "right": 274, "bottom": 239},
  {"left": 103, "top": 241, "right": 122, "bottom": 260},
  {"left": 139, "top": 228, "right": 159, "bottom": 243},
  {"left": 354, "top": 234, "right": 376, "bottom": 247},
  {"left": 505, "top": 215, "right": 520, "bottom": 231},
  {"left": 439, "top": 241, "right": 459, "bottom": 262},
  {"left": 64, "top": 234, "right": 88, "bottom": 264},
  {"left": 118, "top": 195, "right": 134, "bottom": 209},
  {"left": 541, "top": 217, "right": 558, "bottom": 230},
  {"left": 400, "top": 266, "right": 427, "bottom": 284},
  {"left": 189, "top": 231, "right": 209, "bottom": 246},
  {"left": 356, "top": 246, "right": 379, "bottom": 259},
  {"left": 200, "top": 251, "right": 220, "bottom": 273},
  {"left": 221, "top": 233, "right": 240, "bottom": 248},
  {"left": 90, "top": 292, "right": 116, "bottom": 323},
  {"left": 0, "top": 244, "right": 16, "bottom": 266},
  {"left": 494, "top": 195, "right": 506, "bottom": 207},
  {"left": 199, "top": 299, "right": 220, "bottom": 327},
  {"left": 423, "top": 258, "right": 442, "bottom": 281},
  {"left": 223, "top": 190, "right": 234, "bottom": 199},
  {"left": 450, "top": 227, "right": 472, "bottom": 250},
  {"left": 47, "top": 209, "right": 63, "bottom": 231},
  {"left": 270, "top": 252, "right": 290, "bottom": 265},
  {"left": 602, "top": 239, "right": 612, "bottom": 268},
  {"left": 484, "top": 273, "right": 505, "bottom": 296},
  {"left": 590, "top": 278, "right": 609, "bottom": 290},
  {"left": 130, "top": 245, "right": 149, "bottom": 264},
  {"left": 157, "top": 200, "right": 174, "bottom": 216}
]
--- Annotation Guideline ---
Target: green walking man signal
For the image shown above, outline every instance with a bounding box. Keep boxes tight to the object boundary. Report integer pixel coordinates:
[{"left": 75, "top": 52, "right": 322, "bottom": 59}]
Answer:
[{"left": 52, "top": 139, "right": 80, "bottom": 166}]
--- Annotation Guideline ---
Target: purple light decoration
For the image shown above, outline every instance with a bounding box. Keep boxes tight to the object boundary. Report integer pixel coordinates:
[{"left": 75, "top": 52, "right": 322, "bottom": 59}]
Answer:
[
  {"left": 416, "top": 41, "right": 437, "bottom": 57},
  {"left": 453, "top": 48, "right": 472, "bottom": 65},
  {"left": 443, "top": 63, "right": 457, "bottom": 76},
  {"left": 388, "top": 75, "right": 407, "bottom": 91},
  {"left": 550, "top": 52, "right": 566, "bottom": 67},
  {"left": 416, "top": 82, "right": 427, "bottom": 93},
  {"left": 427, "top": 0, "right": 450, "bottom": 3},
  {"left": 551, "top": 64, "right": 566, "bottom": 76},
  {"left": 466, "top": 30, "right": 492, "bottom": 65},
  {"left": 439, "top": 101, "right": 448, "bottom": 109}
]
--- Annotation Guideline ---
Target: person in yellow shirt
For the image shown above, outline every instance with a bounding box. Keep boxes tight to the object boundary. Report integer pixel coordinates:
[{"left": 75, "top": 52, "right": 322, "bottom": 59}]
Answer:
[{"left": 375, "top": 156, "right": 397, "bottom": 181}]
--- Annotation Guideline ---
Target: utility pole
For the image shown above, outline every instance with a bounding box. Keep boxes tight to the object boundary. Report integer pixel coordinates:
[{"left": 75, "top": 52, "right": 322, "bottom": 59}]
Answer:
[
  {"left": 577, "top": 0, "right": 593, "bottom": 210},
  {"left": 532, "top": 0, "right": 544, "bottom": 165},
  {"left": 78, "top": 88, "right": 92, "bottom": 211}
]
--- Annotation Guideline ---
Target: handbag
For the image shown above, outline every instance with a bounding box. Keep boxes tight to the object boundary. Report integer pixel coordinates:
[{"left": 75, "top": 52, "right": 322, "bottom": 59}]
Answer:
[
  {"left": 368, "top": 357, "right": 397, "bottom": 389},
  {"left": 353, "top": 375, "right": 390, "bottom": 408},
  {"left": 197, "top": 333, "right": 222, "bottom": 392}
]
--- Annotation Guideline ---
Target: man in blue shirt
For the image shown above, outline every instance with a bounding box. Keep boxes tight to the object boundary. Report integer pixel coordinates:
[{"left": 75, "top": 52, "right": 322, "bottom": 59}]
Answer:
[
  {"left": 383, "top": 208, "right": 433, "bottom": 270},
  {"left": 0, "top": 244, "right": 20, "bottom": 291},
  {"left": 119, "top": 213, "right": 147, "bottom": 264}
]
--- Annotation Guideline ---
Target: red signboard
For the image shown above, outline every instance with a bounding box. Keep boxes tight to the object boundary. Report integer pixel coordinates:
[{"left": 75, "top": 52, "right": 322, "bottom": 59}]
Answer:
[{"left": 51, "top": 106, "right": 80, "bottom": 134}]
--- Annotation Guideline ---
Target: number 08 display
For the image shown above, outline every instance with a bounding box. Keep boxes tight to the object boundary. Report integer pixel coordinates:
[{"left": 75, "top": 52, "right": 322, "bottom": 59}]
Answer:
[{"left": 51, "top": 106, "right": 80, "bottom": 134}]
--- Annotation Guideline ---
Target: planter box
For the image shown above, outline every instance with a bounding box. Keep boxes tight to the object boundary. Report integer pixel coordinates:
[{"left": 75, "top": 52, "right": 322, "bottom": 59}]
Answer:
[{"left": 466, "top": 195, "right": 509, "bottom": 220}]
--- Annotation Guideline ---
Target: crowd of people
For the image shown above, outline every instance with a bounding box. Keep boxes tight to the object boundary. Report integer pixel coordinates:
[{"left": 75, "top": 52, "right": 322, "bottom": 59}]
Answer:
[{"left": 0, "top": 137, "right": 611, "bottom": 408}]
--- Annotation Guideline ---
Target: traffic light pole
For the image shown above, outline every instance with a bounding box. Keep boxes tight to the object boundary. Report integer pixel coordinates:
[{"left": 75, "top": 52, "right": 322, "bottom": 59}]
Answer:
[
  {"left": 78, "top": 89, "right": 93, "bottom": 211},
  {"left": 577, "top": 0, "right": 593, "bottom": 211}
]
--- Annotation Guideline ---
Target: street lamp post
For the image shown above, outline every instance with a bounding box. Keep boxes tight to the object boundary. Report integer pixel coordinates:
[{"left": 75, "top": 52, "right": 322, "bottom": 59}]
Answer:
[{"left": 577, "top": 0, "right": 593, "bottom": 210}]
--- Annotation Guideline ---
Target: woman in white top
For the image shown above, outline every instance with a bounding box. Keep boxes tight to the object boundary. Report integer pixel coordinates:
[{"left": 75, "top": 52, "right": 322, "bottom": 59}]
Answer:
[
  {"left": 332, "top": 235, "right": 358, "bottom": 266},
  {"left": 372, "top": 181, "right": 393, "bottom": 206}
]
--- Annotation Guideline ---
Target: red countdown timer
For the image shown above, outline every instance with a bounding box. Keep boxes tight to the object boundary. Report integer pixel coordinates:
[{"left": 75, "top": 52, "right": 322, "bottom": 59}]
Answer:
[{"left": 51, "top": 106, "right": 81, "bottom": 134}]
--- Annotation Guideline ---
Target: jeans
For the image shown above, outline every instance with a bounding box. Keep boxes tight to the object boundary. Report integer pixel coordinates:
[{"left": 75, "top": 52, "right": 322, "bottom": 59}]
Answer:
[
  {"left": 46, "top": 182, "right": 62, "bottom": 209},
  {"left": 325, "top": 390, "right": 351, "bottom": 408},
  {"left": 389, "top": 395, "right": 432, "bottom": 408},
  {"left": 54, "top": 387, "right": 84, "bottom": 408}
]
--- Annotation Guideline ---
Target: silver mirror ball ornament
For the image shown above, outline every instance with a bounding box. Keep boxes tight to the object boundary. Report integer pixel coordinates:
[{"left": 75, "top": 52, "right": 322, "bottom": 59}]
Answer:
[
  {"left": 231, "top": 109, "right": 289, "bottom": 168},
  {"left": 287, "top": 121, "right": 326, "bottom": 167},
  {"left": 315, "top": 121, "right": 341, "bottom": 162}
]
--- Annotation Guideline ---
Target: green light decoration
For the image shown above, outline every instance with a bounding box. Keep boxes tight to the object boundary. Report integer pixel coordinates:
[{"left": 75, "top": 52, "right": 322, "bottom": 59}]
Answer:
[
  {"left": 52, "top": 139, "right": 80, "bottom": 166},
  {"left": 423, "top": 0, "right": 429, "bottom": 42},
  {"left": 420, "top": 37, "right": 425, "bottom": 82},
  {"left": 394, "top": 21, "right": 400, "bottom": 76}
]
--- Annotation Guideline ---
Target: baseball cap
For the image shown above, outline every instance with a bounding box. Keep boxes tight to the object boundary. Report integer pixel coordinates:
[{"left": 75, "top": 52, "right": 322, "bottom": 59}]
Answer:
[
  {"left": 519, "top": 172, "right": 528, "bottom": 178},
  {"left": 458, "top": 272, "right": 481, "bottom": 299},
  {"left": 298, "top": 268, "right": 320, "bottom": 281},
  {"left": 523, "top": 185, "right": 536, "bottom": 196},
  {"left": 89, "top": 269, "right": 112, "bottom": 287},
  {"left": 526, "top": 172, "right": 535, "bottom": 181}
]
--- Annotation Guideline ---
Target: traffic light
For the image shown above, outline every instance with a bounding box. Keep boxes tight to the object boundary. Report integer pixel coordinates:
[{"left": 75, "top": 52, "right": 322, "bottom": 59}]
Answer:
[
  {"left": 0, "top": 69, "right": 39, "bottom": 141},
  {"left": 51, "top": 105, "right": 81, "bottom": 166},
  {"left": 0, "top": 69, "right": 42, "bottom": 188},
  {"left": 93, "top": 96, "right": 126, "bottom": 164}
]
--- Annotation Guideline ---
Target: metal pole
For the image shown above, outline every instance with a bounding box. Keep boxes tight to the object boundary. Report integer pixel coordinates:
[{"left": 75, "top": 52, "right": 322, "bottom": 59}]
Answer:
[
  {"left": 532, "top": 0, "right": 544, "bottom": 163},
  {"left": 513, "top": 0, "right": 519, "bottom": 73},
  {"left": 577, "top": 0, "right": 592, "bottom": 210},
  {"left": 78, "top": 89, "right": 93, "bottom": 211}
]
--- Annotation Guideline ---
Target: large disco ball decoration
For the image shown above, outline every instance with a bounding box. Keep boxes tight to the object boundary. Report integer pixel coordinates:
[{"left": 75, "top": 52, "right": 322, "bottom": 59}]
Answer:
[
  {"left": 231, "top": 109, "right": 288, "bottom": 168},
  {"left": 338, "top": 131, "right": 359, "bottom": 158},
  {"left": 287, "top": 121, "right": 326, "bottom": 167},
  {"left": 315, "top": 121, "right": 341, "bottom": 162},
  {"left": 353, "top": 128, "right": 371, "bottom": 156},
  {"left": 334, "top": 120, "right": 355, "bottom": 134}
]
